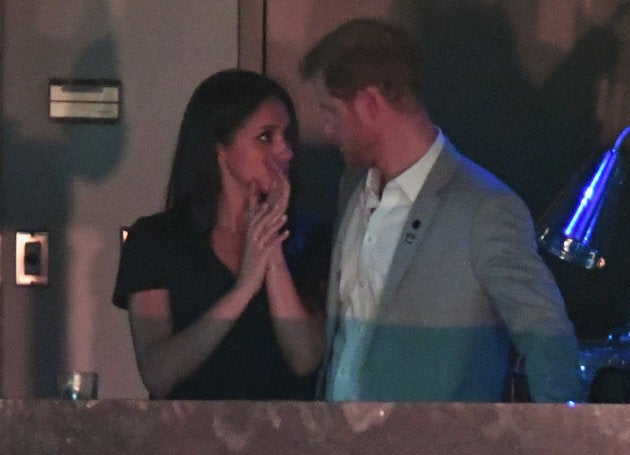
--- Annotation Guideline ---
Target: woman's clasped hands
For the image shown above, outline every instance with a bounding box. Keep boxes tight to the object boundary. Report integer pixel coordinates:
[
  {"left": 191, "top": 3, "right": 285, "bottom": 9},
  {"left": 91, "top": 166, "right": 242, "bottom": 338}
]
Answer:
[{"left": 237, "top": 157, "right": 291, "bottom": 294}]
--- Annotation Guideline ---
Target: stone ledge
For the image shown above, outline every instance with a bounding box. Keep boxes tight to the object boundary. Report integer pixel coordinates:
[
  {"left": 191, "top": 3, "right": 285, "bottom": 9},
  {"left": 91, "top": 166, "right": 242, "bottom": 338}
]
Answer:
[{"left": 0, "top": 400, "right": 626, "bottom": 454}]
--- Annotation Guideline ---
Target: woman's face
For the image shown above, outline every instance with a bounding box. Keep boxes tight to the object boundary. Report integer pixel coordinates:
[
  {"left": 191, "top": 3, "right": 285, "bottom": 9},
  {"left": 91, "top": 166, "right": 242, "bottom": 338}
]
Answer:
[{"left": 217, "top": 97, "right": 294, "bottom": 195}]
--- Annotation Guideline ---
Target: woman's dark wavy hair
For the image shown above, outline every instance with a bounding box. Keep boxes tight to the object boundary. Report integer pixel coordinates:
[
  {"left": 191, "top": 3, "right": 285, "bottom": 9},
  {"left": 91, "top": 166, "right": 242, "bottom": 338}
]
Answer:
[{"left": 165, "top": 69, "right": 298, "bottom": 241}]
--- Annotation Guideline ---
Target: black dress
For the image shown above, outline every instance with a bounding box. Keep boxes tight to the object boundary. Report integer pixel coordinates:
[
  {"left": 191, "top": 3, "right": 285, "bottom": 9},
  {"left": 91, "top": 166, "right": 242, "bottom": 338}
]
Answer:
[{"left": 113, "top": 211, "right": 330, "bottom": 400}]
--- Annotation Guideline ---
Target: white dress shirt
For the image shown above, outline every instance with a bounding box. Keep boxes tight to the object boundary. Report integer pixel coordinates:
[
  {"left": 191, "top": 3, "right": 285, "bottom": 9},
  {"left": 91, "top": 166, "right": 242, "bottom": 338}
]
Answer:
[{"left": 328, "top": 130, "right": 444, "bottom": 401}]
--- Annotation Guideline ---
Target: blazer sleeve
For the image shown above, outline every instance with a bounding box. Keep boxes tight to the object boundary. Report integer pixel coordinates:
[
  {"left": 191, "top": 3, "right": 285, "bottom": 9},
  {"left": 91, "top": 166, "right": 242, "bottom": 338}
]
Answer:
[{"left": 470, "top": 191, "right": 586, "bottom": 402}]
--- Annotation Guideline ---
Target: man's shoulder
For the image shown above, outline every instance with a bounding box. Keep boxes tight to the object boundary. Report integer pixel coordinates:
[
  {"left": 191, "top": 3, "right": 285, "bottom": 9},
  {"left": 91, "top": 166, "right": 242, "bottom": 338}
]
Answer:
[
  {"left": 440, "top": 140, "right": 514, "bottom": 195},
  {"left": 336, "top": 165, "right": 368, "bottom": 210},
  {"left": 339, "top": 165, "right": 367, "bottom": 192}
]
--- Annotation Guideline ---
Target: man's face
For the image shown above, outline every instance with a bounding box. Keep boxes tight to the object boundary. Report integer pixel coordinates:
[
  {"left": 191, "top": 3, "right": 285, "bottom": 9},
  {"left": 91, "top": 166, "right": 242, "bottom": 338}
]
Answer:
[{"left": 313, "top": 76, "right": 374, "bottom": 167}]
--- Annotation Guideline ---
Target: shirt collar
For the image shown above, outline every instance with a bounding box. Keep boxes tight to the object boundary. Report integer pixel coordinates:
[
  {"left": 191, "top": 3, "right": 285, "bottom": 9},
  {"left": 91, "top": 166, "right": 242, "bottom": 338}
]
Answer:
[
  {"left": 396, "top": 128, "right": 444, "bottom": 201},
  {"left": 365, "top": 167, "right": 383, "bottom": 202},
  {"left": 365, "top": 128, "right": 444, "bottom": 203}
]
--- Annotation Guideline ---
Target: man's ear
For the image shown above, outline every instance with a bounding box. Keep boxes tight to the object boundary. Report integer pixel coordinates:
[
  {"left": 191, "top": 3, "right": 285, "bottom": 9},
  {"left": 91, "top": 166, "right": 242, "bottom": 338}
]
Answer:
[{"left": 354, "top": 85, "right": 385, "bottom": 122}]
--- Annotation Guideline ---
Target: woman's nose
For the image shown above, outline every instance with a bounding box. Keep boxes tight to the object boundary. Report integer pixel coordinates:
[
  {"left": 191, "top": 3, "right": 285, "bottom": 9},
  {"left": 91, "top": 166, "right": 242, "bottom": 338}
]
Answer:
[{"left": 276, "top": 137, "right": 293, "bottom": 161}]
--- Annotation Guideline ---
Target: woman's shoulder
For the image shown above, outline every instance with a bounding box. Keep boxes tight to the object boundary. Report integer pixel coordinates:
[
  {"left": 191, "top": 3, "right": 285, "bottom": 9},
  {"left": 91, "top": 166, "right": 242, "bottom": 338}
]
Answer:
[
  {"left": 129, "top": 211, "right": 170, "bottom": 232},
  {"left": 126, "top": 211, "right": 186, "bottom": 246}
]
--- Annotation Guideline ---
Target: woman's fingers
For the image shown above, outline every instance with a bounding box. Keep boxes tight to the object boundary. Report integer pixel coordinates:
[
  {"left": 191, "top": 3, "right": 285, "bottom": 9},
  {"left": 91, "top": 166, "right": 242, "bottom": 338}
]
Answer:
[
  {"left": 247, "top": 207, "right": 286, "bottom": 247},
  {"left": 246, "top": 209, "right": 288, "bottom": 270},
  {"left": 247, "top": 181, "right": 261, "bottom": 221},
  {"left": 254, "top": 214, "right": 288, "bottom": 246},
  {"left": 265, "top": 159, "right": 290, "bottom": 211},
  {"left": 249, "top": 198, "right": 286, "bottom": 230}
]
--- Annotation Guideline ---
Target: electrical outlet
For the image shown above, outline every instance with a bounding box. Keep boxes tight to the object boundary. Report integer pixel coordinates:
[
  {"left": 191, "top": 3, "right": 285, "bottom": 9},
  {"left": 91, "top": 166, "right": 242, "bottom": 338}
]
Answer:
[{"left": 16, "top": 231, "right": 49, "bottom": 286}]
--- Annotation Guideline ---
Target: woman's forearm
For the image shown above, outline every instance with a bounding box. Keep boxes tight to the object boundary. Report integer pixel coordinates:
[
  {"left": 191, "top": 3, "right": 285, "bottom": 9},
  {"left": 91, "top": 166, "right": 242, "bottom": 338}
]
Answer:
[
  {"left": 129, "top": 284, "right": 256, "bottom": 398},
  {"left": 265, "top": 257, "right": 325, "bottom": 375}
]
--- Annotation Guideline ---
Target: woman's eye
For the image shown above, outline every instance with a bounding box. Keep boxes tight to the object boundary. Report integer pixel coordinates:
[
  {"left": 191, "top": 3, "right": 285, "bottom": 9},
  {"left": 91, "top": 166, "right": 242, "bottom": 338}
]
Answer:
[{"left": 259, "top": 130, "right": 272, "bottom": 142}]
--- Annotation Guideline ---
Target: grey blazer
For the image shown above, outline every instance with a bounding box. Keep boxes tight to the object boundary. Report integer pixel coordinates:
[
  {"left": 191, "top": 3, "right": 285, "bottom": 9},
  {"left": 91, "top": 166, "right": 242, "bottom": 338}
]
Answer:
[{"left": 319, "top": 138, "right": 584, "bottom": 402}]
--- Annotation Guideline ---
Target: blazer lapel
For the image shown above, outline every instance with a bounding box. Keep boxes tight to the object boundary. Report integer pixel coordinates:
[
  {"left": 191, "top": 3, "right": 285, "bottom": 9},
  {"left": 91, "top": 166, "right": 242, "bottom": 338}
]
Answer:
[{"left": 379, "top": 141, "right": 461, "bottom": 308}]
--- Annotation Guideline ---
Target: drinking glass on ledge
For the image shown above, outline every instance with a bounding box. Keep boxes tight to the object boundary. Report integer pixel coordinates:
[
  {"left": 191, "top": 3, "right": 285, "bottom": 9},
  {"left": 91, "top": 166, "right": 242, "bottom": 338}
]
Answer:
[{"left": 58, "top": 372, "right": 98, "bottom": 400}]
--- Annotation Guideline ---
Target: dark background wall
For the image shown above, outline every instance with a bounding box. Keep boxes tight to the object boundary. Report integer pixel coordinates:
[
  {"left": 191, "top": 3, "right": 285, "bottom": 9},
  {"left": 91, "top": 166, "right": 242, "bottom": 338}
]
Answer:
[{"left": 394, "top": 1, "right": 630, "bottom": 341}]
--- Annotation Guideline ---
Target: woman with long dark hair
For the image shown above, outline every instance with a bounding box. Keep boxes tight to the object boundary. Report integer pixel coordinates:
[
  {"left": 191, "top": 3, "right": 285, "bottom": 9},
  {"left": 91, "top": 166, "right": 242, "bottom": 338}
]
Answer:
[{"left": 113, "top": 70, "right": 324, "bottom": 399}]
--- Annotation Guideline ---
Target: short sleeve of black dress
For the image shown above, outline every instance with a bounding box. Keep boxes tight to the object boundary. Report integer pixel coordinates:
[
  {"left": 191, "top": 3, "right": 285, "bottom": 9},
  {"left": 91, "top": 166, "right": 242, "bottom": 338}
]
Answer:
[{"left": 113, "top": 213, "right": 171, "bottom": 309}]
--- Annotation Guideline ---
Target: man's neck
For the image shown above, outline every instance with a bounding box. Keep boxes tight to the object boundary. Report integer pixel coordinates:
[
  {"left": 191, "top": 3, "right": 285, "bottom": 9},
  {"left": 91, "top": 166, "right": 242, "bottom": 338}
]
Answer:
[{"left": 374, "top": 111, "right": 438, "bottom": 182}]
